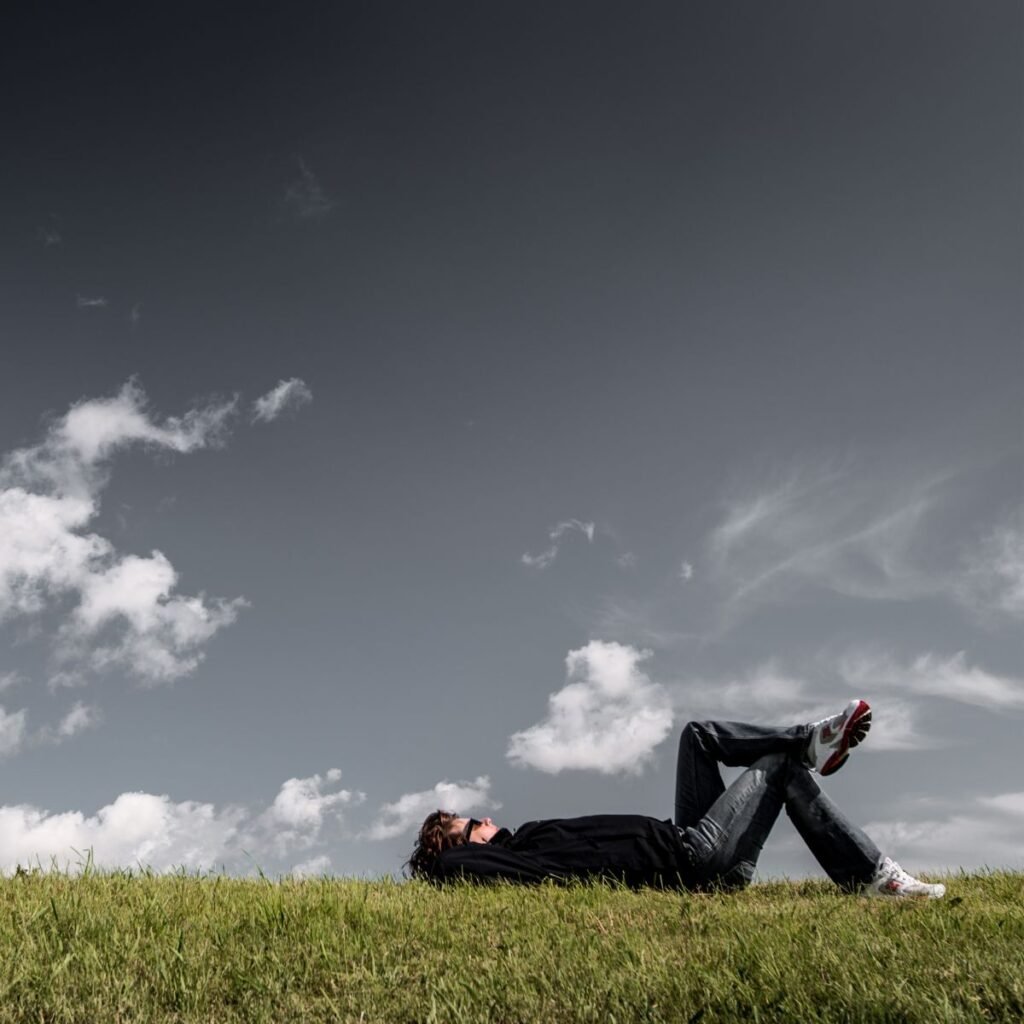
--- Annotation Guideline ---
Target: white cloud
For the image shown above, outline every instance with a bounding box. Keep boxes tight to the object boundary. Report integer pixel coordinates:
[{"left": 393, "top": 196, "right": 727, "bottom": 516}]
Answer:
[
  {"left": 864, "top": 792, "right": 1024, "bottom": 873},
  {"left": 291, "top": 854, "right": 332, "bottom": 878},
  {"left": 34, "top": 702, "right": 102, "bottom": 746},
  {"left": 521, "top": 519, "right": 596, "bottom": 570},
  {"left": 0, "top": 793, "right": 245, "bottom": 874},
  {"left": 75, "top": 295, "right": 107, "bottom": 309},
  {"left": 507, "top": 641, "right": 673, "bottom": 775},
  {"left": 839, "top": 649, "right": 1024, "bottom": 712},
  {"left": 251, "top": 378, "right": 313, "bottom": 424},
  {"left": 0, "top": 768, "right": 362, "bottom": 875},
  {"left": 0, "top": 381, "right": 243, "bottom": 683},
  {"left": 673, "top": 662, "right": 933, "bottom": 751},
  {"left": 283, "top": 158, "right": 335, "bottom": 220},
  {"left": 365, "top": 776, "right": 493, "bottom": 841},
  {"left": 679, "top": 560, "right": 694, "bottom": 581},
  {"left": 0, "top": 671, "right": 22, "bottom": 692},
  {"left": 957, "top": 510, "right": 1024, "bottom": 622},
  {"left": 0, "top": 706, "right": 27, "bottom": 757},
  {"left": 259, "top": 769, "right": 363, "bottom": 855},
  {"left": 980, "top": 792, "right": 1024, "bottom": 817},
  {"left": 708, "top": 465, "right": 939, "bottom": 608}
]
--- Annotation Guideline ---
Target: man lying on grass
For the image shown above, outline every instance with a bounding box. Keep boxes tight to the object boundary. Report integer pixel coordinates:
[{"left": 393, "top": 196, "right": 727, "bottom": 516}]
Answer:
[{"left": 409, "top": 700, "right": 944, "bottom": 899}]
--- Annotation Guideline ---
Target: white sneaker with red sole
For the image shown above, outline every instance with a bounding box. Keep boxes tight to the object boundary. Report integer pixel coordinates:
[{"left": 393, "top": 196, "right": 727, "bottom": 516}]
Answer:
[
  {"left": 864, "top": 857, "right": 946, "bottom": 899},
  {"left": 806, "top": 699, "right": 872, "bottom": 776}
]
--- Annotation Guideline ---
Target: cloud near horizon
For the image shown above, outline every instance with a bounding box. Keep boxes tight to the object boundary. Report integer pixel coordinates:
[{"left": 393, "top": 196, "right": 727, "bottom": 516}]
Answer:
[
  {"left": 507, "top": 641, "right": 673, "bottom": 775},
  {"left": 0, "top": 769, "right": 359, "bottom": 875},
  {"left": 365, "top": 776, "right": 494, "bottom": 841}
]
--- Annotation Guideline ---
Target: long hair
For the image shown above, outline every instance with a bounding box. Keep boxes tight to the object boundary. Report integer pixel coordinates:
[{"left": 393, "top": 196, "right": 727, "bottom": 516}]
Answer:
[{"left": 406, "top": 810, "right": 465, "bottom": 879}]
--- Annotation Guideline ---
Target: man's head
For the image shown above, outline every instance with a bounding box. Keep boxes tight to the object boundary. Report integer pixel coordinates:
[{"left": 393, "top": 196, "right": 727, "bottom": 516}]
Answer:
[{"left": 406, "top": 810, "right": 500, "bottom": 878}]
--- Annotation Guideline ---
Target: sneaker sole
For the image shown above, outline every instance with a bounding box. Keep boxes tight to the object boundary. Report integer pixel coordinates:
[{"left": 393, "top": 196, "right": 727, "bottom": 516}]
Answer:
[{"left": 821, "top": 700, "right": 872, "bottom": 776}]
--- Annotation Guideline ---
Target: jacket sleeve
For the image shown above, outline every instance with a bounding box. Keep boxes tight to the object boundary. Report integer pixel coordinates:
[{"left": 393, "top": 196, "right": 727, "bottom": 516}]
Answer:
[{"left": 430, "top": 844, "right": 572, "bottom": 885}]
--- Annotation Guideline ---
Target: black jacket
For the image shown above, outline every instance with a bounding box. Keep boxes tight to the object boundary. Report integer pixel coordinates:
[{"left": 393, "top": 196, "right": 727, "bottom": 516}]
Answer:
[{"left": 430, "top": 814, "right": 695, "bottom": 890}]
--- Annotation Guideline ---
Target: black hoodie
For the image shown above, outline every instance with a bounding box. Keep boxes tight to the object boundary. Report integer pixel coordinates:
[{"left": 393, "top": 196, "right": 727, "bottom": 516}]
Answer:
[{"left": 429, "top": 814, "right": 696, "bottom": 889}]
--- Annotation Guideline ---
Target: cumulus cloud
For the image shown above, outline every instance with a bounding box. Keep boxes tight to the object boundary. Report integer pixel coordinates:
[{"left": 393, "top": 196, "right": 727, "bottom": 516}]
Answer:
[
  {"left": 507, "top": 641, "right": 673, "bottom": 775},
  {"left": 839, "top": 649, "right": 1024, "bottom": 712},
  {"left": 258, "top": 769, "right": 364, "bottom": 856},
  {"left": 0, "top": 381, "right": 243, "bottom": 683},
  {"left": 521, "top": 519, "right": 596, "bottom": 570},
  {"left": 0, "top": 768, "right": 360, "bottom": 875},
  {"left": 365, "top": 776, "right": 494, "bottom": 841},
  {"left": 251, "top": 378, "right": 313, "bottom": 423},
  {"left": 0, "top": 671, "right": 21, "bottom": 693},
  {"left": 291, "top": 854, "right": 332, "bottom": 878},
  {"left": 283, "top": 158, "right": 335, "bottom": 220},
  {"left": 679, "top": 560, "right": 694, "bottom": 581}
]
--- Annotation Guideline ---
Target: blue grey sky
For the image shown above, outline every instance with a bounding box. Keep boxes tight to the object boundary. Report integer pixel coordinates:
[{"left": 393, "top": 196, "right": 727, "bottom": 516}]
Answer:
[{"left": 1, "top": 2, "right": 1021, "bottom": 879}]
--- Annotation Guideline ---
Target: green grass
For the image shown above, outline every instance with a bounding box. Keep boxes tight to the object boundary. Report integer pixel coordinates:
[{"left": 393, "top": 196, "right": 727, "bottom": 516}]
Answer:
[{"left": 0, "top": 870, "right": 1021, "bottom": 1023}]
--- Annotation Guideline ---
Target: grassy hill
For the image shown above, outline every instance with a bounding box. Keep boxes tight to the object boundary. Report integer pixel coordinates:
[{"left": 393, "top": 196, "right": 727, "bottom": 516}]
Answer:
[{"left": 1, "top": 869, "right": 1020, "bottom": 1022}]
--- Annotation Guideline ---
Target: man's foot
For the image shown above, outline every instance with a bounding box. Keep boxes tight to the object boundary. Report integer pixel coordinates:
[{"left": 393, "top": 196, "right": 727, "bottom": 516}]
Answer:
[
  {"left": 806, "top": 699, "right": 872, "bottom": 776},
  {"left": 864, "top": 857, "right": 946, "bottom": 899}
]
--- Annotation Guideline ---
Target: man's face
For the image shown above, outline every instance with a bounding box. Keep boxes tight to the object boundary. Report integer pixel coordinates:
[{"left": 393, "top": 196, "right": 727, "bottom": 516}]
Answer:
[{"left": 451, "top": 816, "right": 500, "bottom": 844}]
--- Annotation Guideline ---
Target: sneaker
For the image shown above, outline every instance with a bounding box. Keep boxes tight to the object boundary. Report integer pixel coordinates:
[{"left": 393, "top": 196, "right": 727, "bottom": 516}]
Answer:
[
  {"left": 864, "top": 857, "right": 946, "bottom": 899},
  {"left": 806, "top": 699, "right": 872, "bottom": 776}
]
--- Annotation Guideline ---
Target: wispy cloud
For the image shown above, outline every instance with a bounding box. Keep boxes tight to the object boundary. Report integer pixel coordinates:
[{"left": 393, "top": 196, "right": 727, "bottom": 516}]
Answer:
[
  {"left": 679, "top": 560, "right": 694, "bottom": 581},
  {"left": 672, "top": 662, "right": 932, "bottom": 751},
  {"left": 251, "top": 377, "right": 313, "bottom": 424},
  {"left": 709, "top": 464, "right": 942, "bottom": 607},
  {"left": 365, "top": 776, "right": 493, "bottom": 841},
  {"left": 0, "top": 380, "right": 243, "bottom": 683},
  {"left": 283, "top": 158, "right": 336, "bottom": 220},
  {"left": 37, "top": 225, "right": 61, "bottom": 247},
  {"left": 864, "top": 791, "right": 1024, "bottom": 873},
  {"left": 0, "top": 706, "right": 27, "bottom": 757},
  {"left": 127, "top": 302, "right": 142, "bottom": 328},
  {"left": 75, "top": 295, "right": 108, "bottom": 309},
  {"left": 0, "top": 671, "right": 22, "bottom": 693},
  {"left": 521, "top": 519, "right": 595, "bottom": 570},
  {"left": 957, "top": 509, "right": 1024, "bottom": 623},
  {"left": 838, "top": 649, "right": 1024, "bottom": 712},
  {"left": 507, "top": 641, "right": 673, "bottom": 775},
  {"left": 33, "top": 702, "right": 102, "bottom": 746}
]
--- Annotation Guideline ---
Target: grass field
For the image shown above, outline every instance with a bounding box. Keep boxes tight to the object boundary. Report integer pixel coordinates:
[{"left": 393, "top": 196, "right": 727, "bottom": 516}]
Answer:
[{"left": 1, "top": 869, "right": 1021, "bottom": 1023}]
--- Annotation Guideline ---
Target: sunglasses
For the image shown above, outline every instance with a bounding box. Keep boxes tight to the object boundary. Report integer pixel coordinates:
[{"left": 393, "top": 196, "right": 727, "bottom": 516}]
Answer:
[{"left": 462, "top": 818, "right": 481, "bottom": 843}]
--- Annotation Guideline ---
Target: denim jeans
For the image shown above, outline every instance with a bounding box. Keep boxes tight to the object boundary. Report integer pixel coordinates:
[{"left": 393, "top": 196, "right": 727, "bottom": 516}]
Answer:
[{"left": 674, "top": 719, "right": 882, "bottom": 891}]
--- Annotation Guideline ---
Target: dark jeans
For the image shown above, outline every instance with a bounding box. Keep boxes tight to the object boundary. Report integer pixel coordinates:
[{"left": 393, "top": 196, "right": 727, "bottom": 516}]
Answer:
[{"left": 674, "top": 719, "right": 882, "bottom": 891}]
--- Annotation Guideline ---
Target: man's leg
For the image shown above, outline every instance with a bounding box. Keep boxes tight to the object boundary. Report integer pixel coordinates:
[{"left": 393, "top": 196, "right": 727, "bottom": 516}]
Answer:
[
  {"left": 681, "top": 752, "right": 882, "bottom": 891},
  {"left": 674, "top": 720, "right": 810, "bottom": 829},
  {"left": 680, "top": 752, "right": 790, "bottom": 890},
  {"left": 783, "top": 769, "right": 881, "bottom": 889}
]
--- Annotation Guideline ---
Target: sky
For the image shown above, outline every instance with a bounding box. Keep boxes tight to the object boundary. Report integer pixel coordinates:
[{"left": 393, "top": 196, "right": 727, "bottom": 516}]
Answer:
[{"left": 0, "top": 2, "right": 1021, "bottom": 880}]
